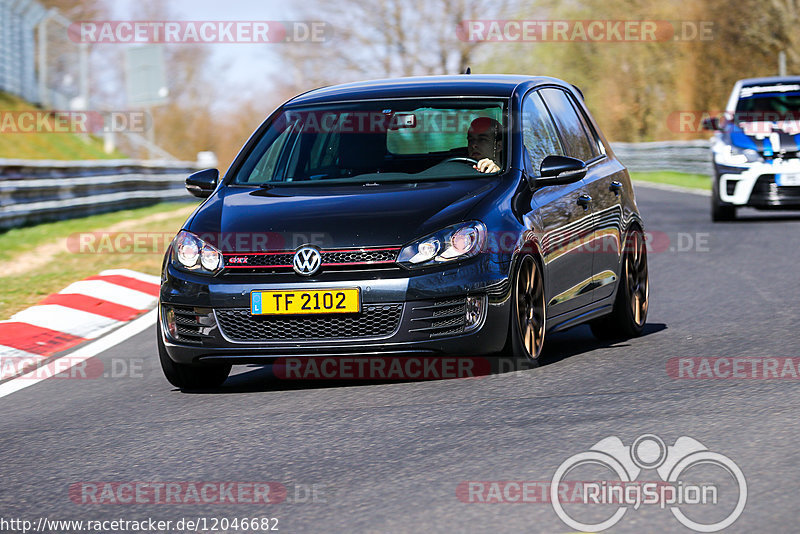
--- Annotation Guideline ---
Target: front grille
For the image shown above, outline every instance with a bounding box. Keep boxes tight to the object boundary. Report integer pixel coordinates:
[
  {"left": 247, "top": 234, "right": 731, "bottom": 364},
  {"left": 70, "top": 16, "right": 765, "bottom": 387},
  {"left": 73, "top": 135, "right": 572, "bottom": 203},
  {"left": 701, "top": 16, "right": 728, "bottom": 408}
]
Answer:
[
  {"left": 222, "top": 248, "right": 400, "bottom": 272},
  {"left": 409, "top": 298, "right": 468, "bottom": 338},
  {"left": 753, "top": 175, "right": 776, "bottom": 194},
  {"left": 215, "top": 304, "right": 403, "bottom": 342},
  {"left": 753, "top": 175, "right": 800, "bottom": 198},
  {"left": 165, "top": 306, "right": 215, "bottom": 345},
  {"left": 321, "top": 249, "right": 398, "bottom": 264},
  {"left": 226, "top": 253, "right": 294, "bottom": 268}
]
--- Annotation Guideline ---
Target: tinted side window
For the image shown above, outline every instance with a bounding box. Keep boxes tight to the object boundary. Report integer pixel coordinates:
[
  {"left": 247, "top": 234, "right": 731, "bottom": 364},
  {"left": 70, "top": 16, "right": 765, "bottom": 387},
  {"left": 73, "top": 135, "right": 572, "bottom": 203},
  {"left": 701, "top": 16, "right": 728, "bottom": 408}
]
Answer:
[
  {"left": 541, "top": 88, "right": 599, "bottom": 161},
  {"left": 244, "top": 121, "right": 296, "bottom": 183},
  {"left": 573, "top": 101, "right": 604, "bottom": 156},
  {"left": 521, "top": 92, "right": 564, "bottom": 175}
]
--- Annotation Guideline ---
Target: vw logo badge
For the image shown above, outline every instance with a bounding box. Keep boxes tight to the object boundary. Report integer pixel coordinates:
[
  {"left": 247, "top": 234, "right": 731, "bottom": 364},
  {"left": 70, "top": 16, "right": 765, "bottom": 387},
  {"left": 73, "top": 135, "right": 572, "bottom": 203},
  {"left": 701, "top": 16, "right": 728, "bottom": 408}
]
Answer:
[{"left": 293, "top": 246, "right": 322, "bottom": 276}]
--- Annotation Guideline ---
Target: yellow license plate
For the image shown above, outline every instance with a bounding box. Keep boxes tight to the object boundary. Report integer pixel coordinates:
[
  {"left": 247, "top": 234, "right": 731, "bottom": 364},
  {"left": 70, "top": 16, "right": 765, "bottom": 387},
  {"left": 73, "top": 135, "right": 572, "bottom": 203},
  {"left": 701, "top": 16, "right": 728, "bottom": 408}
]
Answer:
[{"left": 251, "top": 289, "right": 360, "bottom": 315}]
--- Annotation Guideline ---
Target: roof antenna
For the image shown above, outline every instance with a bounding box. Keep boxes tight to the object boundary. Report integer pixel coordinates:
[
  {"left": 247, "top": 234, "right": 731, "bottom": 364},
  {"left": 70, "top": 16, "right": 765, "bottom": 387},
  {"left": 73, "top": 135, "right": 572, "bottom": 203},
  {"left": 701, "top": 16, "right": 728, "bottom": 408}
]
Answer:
[{"left": 464, "top": 67, "right": 471, "bottom": 75}]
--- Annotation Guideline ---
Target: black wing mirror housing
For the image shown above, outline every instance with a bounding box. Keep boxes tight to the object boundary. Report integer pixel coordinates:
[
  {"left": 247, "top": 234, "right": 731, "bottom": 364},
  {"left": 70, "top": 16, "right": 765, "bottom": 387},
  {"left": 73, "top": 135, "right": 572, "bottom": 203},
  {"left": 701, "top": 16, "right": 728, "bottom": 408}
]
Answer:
[
  {"left": 536, "top": 155, "right": 587, "bottom": 186},
  {"left": 185, "top": 168, "right": 219, "bottom": 198}
]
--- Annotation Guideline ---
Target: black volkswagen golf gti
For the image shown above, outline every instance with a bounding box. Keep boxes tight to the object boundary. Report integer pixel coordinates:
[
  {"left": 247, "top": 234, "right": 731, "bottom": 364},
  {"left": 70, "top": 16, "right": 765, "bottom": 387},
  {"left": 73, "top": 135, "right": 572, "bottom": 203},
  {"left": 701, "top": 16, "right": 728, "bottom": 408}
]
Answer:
[{"left": 158, "top": 75, "right": 649, "bottom": 389}]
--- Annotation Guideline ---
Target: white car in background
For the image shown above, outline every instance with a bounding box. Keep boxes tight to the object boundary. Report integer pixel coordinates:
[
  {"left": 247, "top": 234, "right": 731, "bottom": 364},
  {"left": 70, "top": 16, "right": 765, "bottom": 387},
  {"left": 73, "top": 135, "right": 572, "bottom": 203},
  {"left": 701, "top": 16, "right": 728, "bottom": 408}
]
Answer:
[{"left": 704, "top": 76, "right": 800, "bottom": 220}]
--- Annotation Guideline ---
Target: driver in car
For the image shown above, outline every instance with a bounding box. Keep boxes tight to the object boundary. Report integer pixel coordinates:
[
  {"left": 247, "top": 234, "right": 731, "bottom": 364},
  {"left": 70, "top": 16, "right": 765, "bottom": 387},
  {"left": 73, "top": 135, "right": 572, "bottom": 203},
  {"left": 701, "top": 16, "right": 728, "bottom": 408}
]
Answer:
[{"left": 467, "top": 117, "right": 502, "bottom": 173}]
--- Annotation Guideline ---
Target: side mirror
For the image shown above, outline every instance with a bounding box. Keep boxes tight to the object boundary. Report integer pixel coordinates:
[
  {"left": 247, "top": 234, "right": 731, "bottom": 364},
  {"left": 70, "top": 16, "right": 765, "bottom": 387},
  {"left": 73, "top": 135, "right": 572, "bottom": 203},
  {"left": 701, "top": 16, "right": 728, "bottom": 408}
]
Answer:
[
  {"left": 701, "top": 116, "right": 720, "bottom": 131},
  {"left": 536, "top": 155, "right": 587, "bottom": 186},
  {"left": 185, "top": 168, "right": 219, "bottom": 198}
]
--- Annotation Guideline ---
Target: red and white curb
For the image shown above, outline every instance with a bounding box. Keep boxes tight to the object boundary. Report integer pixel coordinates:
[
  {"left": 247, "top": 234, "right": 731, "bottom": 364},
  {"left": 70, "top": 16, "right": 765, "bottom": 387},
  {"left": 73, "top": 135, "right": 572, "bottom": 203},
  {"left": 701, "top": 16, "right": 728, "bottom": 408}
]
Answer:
[{"left": 0, "top": 269, "right": 160, "bottom": 381}]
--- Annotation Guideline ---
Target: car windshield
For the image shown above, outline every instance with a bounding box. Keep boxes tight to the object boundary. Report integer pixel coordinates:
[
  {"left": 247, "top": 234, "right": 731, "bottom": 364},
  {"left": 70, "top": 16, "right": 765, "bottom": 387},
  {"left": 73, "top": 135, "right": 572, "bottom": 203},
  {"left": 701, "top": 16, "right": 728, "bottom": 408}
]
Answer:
[
  {"left": 232, "top": 99, "right": 507, "bottom": 185},
  {"left": 735, "top": 88, "right": 800, "bottom": 118}
]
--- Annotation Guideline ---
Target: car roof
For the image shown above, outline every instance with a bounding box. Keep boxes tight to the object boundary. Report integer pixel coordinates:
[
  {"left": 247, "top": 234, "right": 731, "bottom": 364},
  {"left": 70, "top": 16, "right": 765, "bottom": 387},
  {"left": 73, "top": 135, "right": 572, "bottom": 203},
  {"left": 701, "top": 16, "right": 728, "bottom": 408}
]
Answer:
[
  {"left": 286, "top": 74, "right": 569, "bottom": 106},
  {"left": 737, "top": 76, "right": 800, "bottom": 87}
]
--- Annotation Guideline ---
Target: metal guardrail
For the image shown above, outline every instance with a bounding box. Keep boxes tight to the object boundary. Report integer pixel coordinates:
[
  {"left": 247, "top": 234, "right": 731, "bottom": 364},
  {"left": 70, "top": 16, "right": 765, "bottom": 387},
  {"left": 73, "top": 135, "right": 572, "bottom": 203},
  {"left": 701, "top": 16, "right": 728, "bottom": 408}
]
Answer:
[
  {"left": 0, "top": 158, "right": 202, "bottom": 230},
  {"left": 611, "top": 139, "right": 713, "bottom": 175},
  {"left": 0, "top": 0, "right": 46, "bottom": 105},
  {"left": 0, "top": 140, "right": 714, "bottom": 230}
]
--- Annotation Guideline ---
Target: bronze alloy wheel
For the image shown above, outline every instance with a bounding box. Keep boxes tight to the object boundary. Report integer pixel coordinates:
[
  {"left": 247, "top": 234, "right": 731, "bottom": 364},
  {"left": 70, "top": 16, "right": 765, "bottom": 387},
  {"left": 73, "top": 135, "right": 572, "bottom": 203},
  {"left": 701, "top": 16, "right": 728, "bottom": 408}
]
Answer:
[
  {"left": 626, "top": 229, "right": 649, "bottom": 328},
  {"left": 590, "top": 226, "right": 649, "bottom": 339},
  {"left": 513, "top": 255, "right": 546, "bottom": 361}
]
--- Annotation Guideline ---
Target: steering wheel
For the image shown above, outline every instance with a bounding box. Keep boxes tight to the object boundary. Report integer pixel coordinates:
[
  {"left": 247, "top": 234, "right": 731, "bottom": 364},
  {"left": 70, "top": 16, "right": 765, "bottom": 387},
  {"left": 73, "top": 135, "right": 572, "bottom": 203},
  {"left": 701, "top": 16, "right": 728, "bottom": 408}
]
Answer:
[{"left": 441, "top": 157, "right": 479, "bottom": 166}]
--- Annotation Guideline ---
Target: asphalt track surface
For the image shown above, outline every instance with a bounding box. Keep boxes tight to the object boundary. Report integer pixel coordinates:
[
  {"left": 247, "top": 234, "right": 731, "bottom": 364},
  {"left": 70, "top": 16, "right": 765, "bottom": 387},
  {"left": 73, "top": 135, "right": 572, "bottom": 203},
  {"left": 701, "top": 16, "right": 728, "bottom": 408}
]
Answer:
[{"left": 1, "top": 184, "right": 799, "bottom": 533}]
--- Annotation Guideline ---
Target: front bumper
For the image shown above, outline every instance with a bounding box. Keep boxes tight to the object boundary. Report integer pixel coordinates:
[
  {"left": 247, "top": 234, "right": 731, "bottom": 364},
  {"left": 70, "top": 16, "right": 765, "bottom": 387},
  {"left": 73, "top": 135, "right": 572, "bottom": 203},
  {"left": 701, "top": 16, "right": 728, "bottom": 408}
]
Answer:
[
  {"left": 159, "top": 256, "right": 512, "bottom": 365},
  {"left": 716, "top": 160, "right": 800, "bottom": 208}
]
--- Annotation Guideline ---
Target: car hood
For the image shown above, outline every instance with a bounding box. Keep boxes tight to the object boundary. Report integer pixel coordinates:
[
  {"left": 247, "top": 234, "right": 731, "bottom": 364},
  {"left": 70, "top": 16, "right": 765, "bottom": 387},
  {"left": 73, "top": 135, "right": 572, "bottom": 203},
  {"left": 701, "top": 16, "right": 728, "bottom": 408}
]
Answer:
[
  {"left": 727, "top": 122, "right": 800, "bottom": 153},
  {"left": 187, "top": 178, "right": 502, "bottom": 251}
]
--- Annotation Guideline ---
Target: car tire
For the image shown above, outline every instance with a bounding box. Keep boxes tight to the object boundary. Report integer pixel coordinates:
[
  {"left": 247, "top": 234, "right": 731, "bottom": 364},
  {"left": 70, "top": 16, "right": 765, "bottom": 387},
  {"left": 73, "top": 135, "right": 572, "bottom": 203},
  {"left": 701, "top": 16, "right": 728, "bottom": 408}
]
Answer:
[
  {"left": 157, "top": 322, "right": 231, "bottom": 389},
  {"left": 508, "top": 255, "right": 546, "bottom": 367},
  {"left": 711, "top": 172, "right": 736, "bottom": 221},
  {"left": 590, "top": 227, "right": 648, "bottom": 340}
]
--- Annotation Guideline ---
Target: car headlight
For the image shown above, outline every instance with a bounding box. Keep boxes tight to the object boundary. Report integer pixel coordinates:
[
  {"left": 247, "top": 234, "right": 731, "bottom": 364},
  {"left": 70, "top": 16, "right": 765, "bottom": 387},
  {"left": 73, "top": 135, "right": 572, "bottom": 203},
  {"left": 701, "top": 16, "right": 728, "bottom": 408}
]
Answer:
[
  {"left": 171, "top": 230, "right": 222, "bottom": 273},
  {"left": 397, "top": 221, "right": 486, "bottom": 268},
  {"left": 714, "top": 143, "right": 762, "bottom": 165}
]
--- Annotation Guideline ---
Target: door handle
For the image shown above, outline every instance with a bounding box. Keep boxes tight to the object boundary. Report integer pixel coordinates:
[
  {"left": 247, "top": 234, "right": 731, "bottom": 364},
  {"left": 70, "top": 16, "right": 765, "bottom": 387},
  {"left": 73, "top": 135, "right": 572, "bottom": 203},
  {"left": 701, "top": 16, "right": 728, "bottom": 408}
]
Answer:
[
  {"left": 576, "top": 194, "right": 593, "bottom": 209},
  {"left": 610, "top": 181, "right": 623, "bottom": 195}
]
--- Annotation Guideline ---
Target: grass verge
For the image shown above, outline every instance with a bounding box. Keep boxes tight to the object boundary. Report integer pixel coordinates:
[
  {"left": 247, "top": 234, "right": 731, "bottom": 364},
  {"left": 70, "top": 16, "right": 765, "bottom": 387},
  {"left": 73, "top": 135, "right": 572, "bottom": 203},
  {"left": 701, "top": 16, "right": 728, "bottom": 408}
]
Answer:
[
  {"left": 0, "top": 202, "right": 198, "bottom": 319},
  {"left": 0, "top": 92, "right": 127, "bottom": 160},
  {"left": 630, "top": 171, "right": 711, "bottom": 191},
  {"left": 0, "top": 203, "right": 195, "bottom": 259}
]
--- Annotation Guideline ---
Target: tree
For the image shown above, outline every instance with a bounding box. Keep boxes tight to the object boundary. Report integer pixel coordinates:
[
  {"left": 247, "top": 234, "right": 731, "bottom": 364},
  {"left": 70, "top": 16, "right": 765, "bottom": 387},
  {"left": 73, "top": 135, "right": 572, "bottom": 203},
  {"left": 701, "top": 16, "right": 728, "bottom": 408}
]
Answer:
[
  {"left": 479, "top": 0, "right": 798, "bottom": 141},
  {"left": 278, "top": 0, "right": 519, "bottom": 89}
]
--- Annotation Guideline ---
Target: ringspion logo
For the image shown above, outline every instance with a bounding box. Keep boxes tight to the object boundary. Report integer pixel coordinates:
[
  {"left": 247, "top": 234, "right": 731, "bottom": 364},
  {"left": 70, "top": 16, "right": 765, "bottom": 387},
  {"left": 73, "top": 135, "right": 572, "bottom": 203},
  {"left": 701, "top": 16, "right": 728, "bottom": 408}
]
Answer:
[{"left": 550, "top": 434, "right": 746, "bottom": 532}]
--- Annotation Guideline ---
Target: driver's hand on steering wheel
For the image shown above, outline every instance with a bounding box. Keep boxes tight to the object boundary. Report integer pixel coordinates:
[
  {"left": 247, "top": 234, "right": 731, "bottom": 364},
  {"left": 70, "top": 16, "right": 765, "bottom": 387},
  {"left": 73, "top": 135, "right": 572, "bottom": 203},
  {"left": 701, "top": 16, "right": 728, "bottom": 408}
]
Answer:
[{"left": 474, "top": 158, "right": 500, "bottom": 173}]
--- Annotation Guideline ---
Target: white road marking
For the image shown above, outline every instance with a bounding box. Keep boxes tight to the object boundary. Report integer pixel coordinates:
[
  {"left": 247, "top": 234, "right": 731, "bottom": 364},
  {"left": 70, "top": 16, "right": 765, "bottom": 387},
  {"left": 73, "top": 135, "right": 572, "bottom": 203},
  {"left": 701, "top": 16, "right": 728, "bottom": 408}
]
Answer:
[
  {"left": 0, "top": 309, "right": 157, "bottom": 399},
  {"left": 0, "top": 347, "right": 45, "bottom": 380},
  {"left": 10, "top": 305, "right": 120, "bottom": 339},
  {"left": 59, "top": 280, "right": 156, "bottom": 310},
  {"left": 0, "top": 346, "right": 43, "bottom": 359}
]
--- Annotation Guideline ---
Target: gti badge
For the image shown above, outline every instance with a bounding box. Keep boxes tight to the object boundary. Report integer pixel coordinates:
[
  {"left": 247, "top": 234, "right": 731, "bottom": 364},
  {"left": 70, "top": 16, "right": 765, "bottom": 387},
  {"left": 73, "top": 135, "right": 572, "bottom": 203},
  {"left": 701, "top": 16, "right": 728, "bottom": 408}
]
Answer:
[{"left": 293, "top": 246, "right": 322, "bottom": 276}]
